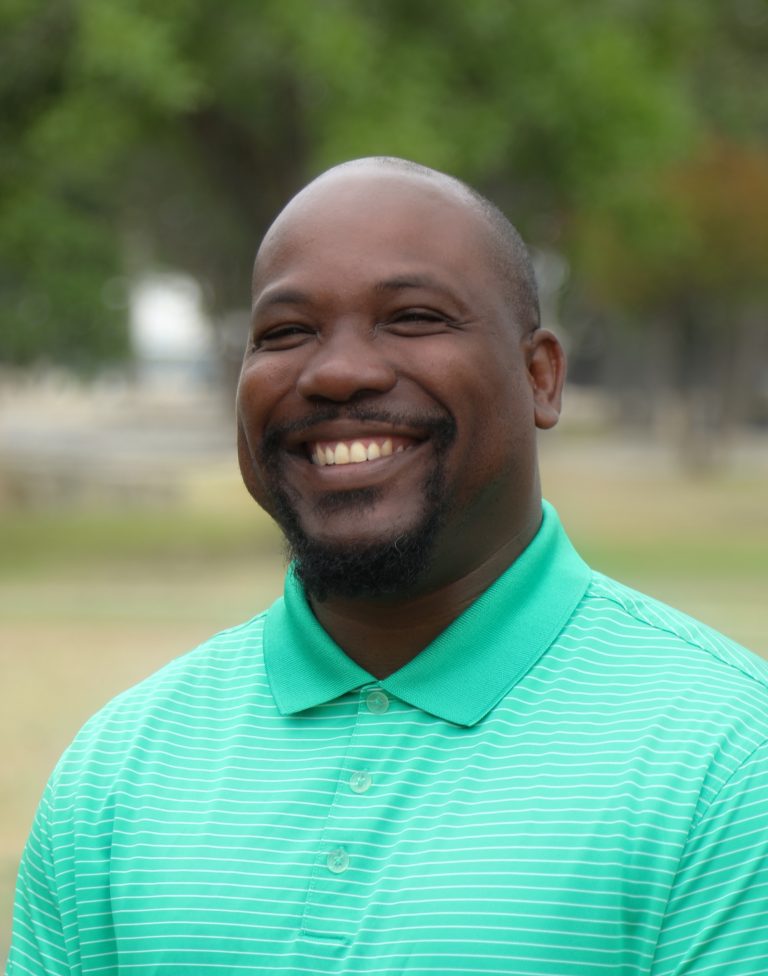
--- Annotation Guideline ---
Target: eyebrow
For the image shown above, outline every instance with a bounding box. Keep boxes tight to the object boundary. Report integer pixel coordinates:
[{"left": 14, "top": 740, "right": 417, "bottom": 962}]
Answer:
[
  {"left": 252, "top": 288, "right": 311, "bottom": 314},
  {"left": 373, "top": 274, "right": 455, "bottom": 297},
  {"left": 252, "top": 274, "right": 459, "bottom": 315}
]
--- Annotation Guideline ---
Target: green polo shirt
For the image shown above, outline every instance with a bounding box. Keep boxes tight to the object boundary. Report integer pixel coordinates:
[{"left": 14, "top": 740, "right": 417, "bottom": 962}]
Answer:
[{"left": 9, "top": 503, "right": 768, "bottom": 975}]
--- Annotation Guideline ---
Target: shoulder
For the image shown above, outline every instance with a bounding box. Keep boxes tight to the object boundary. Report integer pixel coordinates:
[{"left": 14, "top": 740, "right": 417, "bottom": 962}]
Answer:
[
  {"left": 553, "top": 568, "right": 768, "bottom": 743},
  {"left": 583, "top": 571, "right": 768, "bottom": 691},
  {"left": 89, "top": 611, "right": 268, "bottom": 721},
  {"left": 565, "top": 571, "right": 768, "bottom": 753},
  {"left": 48, "top": 612, "right": 270, "bottom": 796},
  {"left": 555, "top": 571, "right": 768, "bottom": 820}
]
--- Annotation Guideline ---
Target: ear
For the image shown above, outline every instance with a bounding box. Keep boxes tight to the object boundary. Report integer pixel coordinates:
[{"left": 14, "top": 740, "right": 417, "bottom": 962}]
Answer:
[{"left": 525, "top": 329, "right": 566, "bottom": 430}]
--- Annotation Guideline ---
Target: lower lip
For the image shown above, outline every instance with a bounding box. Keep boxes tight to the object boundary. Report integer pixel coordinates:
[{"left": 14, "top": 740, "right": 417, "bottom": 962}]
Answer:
[{"left": 287, "top": 441, "right": 428, "bottom": 489}]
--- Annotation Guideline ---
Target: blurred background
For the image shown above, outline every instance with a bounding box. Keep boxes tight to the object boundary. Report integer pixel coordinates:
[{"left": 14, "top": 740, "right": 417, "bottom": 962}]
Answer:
[{"left": 1, "top": 0, "right": 767, "bottom": 957}]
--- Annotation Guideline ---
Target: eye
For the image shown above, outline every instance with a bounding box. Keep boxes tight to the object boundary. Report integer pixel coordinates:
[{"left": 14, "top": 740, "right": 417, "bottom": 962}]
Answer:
[
  {"left": 385, "top": 309, "right": 452, "bottom": 336},
  {"left": 253, "top": 324, "right": 314, "bottom": 350}
]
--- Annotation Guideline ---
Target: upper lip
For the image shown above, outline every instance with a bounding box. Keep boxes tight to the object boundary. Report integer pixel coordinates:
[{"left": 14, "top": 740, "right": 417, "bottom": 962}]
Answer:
[{"left": 283, "top": 420, "right": 430, "bottom": 454}]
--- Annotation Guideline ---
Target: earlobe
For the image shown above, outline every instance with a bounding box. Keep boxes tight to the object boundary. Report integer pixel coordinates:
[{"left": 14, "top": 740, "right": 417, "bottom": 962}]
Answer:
[{"left": 526, "top": 330, "right": 566, "bottom": 431}]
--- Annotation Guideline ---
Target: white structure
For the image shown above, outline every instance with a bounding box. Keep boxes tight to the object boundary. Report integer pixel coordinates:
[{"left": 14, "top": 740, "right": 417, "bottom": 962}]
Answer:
[{"left": 130, "top": 274, "right": 215, "bottom": 388}]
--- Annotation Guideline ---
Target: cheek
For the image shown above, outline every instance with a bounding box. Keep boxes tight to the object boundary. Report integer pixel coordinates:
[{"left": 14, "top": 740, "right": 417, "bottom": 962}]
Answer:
[
  {"left": 235, "top": 373, "right": 263, "bottom": 468},
  {"left": 451, "top": 362, "right": 534, "bottom": 479},
  {"left": 235, "top": 362, "right": 292, "bottom": 507},
  {"left": 236, "top": 415, "right": 269, "bottom": 510},
  {"left": 236, "top": 357, "right": 297, "bottom": 434}
]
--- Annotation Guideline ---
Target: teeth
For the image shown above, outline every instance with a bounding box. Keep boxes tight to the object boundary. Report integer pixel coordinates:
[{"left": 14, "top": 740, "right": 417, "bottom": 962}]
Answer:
[
  {"left": 310, "top": 437, "right": 407, "bottom": 466},
  {"left": 334, "top": 443, "right": 351, "bottom": 465},
  {"left": 349, "top": 441, "right": 367, "bottom": 463}
]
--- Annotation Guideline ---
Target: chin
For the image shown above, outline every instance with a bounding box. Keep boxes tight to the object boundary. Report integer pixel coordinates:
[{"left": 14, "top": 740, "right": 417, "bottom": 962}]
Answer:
[
  {"left": 283, "top": 502, "right": 446, "bottom": 602},
  {"left": 262, "top": 440, "right": 454, "bottom": 600},
  {"left": 299, "top": 508, "right": 425, "bottom": 553}
]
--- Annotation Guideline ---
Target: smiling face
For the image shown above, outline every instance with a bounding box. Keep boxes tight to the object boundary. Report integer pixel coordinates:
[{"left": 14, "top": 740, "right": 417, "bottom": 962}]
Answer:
[{"left": 237, "top": 163, "right": 564, "bottom": 600}]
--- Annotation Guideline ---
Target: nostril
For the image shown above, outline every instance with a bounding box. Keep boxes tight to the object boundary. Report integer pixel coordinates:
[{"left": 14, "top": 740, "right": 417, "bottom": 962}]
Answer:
[{"left": 295, "top": 347, "right": 397, "bottom": 402}]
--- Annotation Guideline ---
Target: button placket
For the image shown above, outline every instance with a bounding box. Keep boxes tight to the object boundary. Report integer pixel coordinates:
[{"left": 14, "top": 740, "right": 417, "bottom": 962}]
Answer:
[
  {"left": 301, "top": 687, "right": 395, "bottom": 942},
  {"left": 365, "top": 688, "right": 389, "bottom": 714},
  {"left": 325, "top": 847, "right": 349, "bottom": 874},
  {"left": 349, "top": 769, "right": 372, "bottom": 794}
]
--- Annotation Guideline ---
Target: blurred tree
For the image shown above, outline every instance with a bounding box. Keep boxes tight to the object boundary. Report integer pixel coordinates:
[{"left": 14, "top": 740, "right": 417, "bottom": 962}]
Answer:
[
  {"left": 0, "top": 0, "right": 764, "bottom": 443},
  {"left": 0, "top": 0, "right": 692, "bottom": 368},
  {"left": 572, "top": 2, "right": 768, "bottom": 464}
]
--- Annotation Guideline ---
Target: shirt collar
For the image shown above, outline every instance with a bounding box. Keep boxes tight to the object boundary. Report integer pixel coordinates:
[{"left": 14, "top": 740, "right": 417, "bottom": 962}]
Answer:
[{"left": 263, "top": 501, "right": 591, "bottom": 727}]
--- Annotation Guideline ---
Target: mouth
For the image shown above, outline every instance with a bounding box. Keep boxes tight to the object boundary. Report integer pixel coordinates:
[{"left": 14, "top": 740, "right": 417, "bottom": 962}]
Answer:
[
  {"left": 265, "top": 410, "right": 455, "bottom": 489},
  {"left": 256, "top": 411, "right": 457, "bottom": 541},
  {"left": 307, "top": 435, "right": 417, "bottom": 467}
]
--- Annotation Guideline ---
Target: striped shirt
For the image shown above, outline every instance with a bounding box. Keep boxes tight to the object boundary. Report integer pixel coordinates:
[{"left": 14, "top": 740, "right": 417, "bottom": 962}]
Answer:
[{"left": 8, "top": 502, "right": 768, "bottom": 975}]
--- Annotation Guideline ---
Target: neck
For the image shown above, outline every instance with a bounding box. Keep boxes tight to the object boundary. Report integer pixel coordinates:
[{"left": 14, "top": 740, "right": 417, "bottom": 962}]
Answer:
[{"left": 309, "top": 506, "right": 543, "bottom": 679}]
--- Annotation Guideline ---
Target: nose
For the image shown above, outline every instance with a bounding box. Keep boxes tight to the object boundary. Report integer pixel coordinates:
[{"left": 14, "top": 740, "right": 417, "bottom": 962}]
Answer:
[{"left": 295, "top": 326, "right": 397, "bottom": 403}]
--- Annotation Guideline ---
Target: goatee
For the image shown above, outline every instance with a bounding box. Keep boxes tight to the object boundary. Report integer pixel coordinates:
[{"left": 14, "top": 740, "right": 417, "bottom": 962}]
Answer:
[{"left": 259, "top": 408, "right": 456, "bottom": 601}]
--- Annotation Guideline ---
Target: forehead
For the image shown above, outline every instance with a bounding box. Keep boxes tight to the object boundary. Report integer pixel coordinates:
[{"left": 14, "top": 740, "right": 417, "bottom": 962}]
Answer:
[{"left": 252, "top": 170, "right": 502, "bottom": 301}]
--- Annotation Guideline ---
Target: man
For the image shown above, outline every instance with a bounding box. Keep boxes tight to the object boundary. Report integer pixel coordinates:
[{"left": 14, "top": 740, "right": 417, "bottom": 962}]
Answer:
[{"left": 8, "top": 158, "right": 768, "bottom": 975}]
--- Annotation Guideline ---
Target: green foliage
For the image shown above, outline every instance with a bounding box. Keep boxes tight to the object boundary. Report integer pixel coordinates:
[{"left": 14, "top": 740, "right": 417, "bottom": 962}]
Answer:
[{"left": 0, "top": 0, "right": 765, "bottom": 369}]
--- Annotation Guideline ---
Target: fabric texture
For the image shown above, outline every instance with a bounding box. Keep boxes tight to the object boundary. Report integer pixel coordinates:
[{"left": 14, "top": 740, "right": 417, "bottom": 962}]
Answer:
[{"left": 8, "top": 503, "right": 768, "bottom": 975}]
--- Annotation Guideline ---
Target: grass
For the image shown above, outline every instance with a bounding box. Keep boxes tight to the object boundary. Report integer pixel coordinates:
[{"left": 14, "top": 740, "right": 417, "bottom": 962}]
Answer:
[{"left": 1, "top": 436, "right": 767, "bottom": 957}]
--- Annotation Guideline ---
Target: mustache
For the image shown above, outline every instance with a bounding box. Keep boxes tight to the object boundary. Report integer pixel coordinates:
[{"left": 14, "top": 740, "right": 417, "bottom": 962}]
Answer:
[{"left": 260, "top": 405, "right": 457, "bottom": 462}]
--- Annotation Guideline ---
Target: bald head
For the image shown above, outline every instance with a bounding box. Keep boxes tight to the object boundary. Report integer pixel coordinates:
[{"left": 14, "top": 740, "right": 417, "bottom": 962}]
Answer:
[{"left": 255, "top": 156, "right": 540, "bottom": 334}]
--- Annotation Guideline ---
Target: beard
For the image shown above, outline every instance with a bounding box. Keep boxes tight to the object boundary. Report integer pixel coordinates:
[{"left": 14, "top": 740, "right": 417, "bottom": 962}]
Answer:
[{"left": 258, "top": 407, "right": 456, "bottom": 602}]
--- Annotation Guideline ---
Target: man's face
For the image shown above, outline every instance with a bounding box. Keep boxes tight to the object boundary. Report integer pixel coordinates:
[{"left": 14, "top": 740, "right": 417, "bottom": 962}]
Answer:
[{"left": 237, "top": 169, "right": 561, "bottom": 599}]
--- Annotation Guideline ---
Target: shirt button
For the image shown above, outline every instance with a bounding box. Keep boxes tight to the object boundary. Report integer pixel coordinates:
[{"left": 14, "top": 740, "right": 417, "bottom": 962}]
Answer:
[
  {"left": 350, "top": 770, "right": 372, "bottom": 794},
  {"left": 326, "top": 847, "right": 349, "bottom": 874},
  {"left": 366, "top": 689, "right": 389, "bottom": 714}
]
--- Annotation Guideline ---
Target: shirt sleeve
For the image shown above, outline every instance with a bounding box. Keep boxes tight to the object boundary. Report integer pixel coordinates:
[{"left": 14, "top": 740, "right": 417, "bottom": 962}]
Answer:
[
  {"left": 651, "top": 738, "right": 768, "bottom": 975},
  {"left": 6, "top": 783, "right": 71, "bottom": 976}
]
